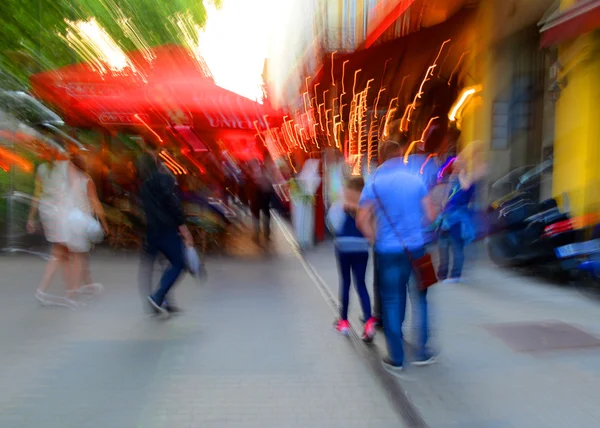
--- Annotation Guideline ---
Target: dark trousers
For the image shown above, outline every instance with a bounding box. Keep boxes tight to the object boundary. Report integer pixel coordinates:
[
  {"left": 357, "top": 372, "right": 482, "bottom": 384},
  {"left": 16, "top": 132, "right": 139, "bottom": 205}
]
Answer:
[
  {"left": 336, "top": 250, "right": 371, "bottom": 321},
  {"left": 139, "top": 230, "right": 185, "bottom": 307},
  {"left": 251, "top": 190, "right": 272, "bottom": 240}
]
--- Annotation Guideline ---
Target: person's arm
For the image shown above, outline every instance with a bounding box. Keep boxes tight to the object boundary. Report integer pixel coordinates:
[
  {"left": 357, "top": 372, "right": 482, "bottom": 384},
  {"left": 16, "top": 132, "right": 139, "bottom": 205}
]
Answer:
[
  {"left": 87, "top": 180, "right": 109, "bottom": 234},
  {"left": 159, "top": 174, "right": 193, "bottom": 247},
  {"left": 357, "top": 181, "right": 377, "bottom": 243},
  {"left": 357, "top": 205, "right": 376, "bottom": 243},
  {"left": 27, "top": 174, "right": 43, "bottom": 233}
]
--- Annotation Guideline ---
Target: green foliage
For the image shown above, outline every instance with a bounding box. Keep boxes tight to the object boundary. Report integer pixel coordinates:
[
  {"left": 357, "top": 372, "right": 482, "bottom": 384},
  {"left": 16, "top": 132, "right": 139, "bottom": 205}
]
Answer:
[{"left": 0, "top": 0, "right": 211, "bottom": 89}]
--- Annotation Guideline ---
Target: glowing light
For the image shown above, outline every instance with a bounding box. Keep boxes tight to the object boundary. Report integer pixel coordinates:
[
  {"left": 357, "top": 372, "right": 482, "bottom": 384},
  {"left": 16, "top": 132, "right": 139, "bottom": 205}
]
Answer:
[
  {"left": 449, "top": 87, "right": 478, "bottom": 121},
  {"left": 341, "top": 60, "right": 350, "bottom": 94},
  {"left": 401, "top": 40, "right": 451, "bottom": 131},
  {"left": 253, "top": 120, "right": 267, "bottom": 146},
  {"left": 61, "top": 18, "right": 136, "bottom": 74},
  {"left": 331, "top": 51, "right": 337, "bottom": 85},
  {"left": 383, "top": 98, "right": 398, "bottom": 138},
  {"left": 159, "top": 151, "right": 187, "bottom": 175},
  {"left": 135, "top": 114, "right": 163, "bottom": 142},
  {"left": 420, "top": 153, "right": 437, "bottom": 175},
  {"left": 448, "top": 51, "right": 470, "bottom": 86},
  {"left": 404, "top": 116, "right": 439, "bottom": 164},
  {"left": 318, "top": 103, "right": 325, "bottom": 132},
  {"left": 352, "top": 69, "right": 362, "bottom": 99},
  {"left": 438, "top": 157, "right": 457, "bottom": 181},
  {"left": 374, "top": 87, "right": 386, "bottom": 118}
]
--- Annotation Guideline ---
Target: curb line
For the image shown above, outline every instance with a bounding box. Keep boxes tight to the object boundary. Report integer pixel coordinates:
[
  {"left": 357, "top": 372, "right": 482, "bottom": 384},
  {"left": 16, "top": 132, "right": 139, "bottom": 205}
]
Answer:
[{"left": 274, "top": 214, "right": 428, "bottom": 428}]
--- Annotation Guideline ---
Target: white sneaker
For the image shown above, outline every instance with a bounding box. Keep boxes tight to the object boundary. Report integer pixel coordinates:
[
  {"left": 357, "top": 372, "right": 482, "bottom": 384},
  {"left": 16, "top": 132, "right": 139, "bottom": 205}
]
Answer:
[
  {"left": 35, "top": 289, "right": 49, "bottom": 305},
  {"left": 77, "top": 283, "right": 104, "bottom": 295},
  {"left": 36, "top": 290, "right": 80, "bottom": 310},
  {"left": 443, "top": 278, "right": 462, "bottom": 284}
]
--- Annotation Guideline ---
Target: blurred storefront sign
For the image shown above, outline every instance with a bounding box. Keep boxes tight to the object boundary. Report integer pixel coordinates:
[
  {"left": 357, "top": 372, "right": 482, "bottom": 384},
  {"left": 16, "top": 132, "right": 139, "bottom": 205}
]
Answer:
[
  {"left": 66, "top": 83, "right": 124, "bottom": 98},
  {"left": 98, "top": 112, "right": 149, "bottom": 125}
]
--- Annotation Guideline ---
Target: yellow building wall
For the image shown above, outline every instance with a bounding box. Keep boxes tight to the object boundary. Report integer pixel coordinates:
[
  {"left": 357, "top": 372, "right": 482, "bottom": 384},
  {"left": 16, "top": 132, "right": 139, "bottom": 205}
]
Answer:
[{"left": 553, "top": 31, "right": 600, "bottom": 216}]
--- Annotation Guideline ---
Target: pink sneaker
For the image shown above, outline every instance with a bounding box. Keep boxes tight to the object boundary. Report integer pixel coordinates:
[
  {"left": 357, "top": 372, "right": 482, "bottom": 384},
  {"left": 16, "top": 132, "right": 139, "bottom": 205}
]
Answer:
[
  {"left": 362, "top": 317, "right": 377, "bottom": 342},
  {"left": 334, "top": 319, "right": 350, "bottom": 335}
]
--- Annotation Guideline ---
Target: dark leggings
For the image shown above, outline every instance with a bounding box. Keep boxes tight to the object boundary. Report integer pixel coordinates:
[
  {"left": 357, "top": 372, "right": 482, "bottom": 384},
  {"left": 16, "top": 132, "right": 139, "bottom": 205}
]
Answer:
[{"left": 336, "top": 250, "right": 371, "bottom": 321}]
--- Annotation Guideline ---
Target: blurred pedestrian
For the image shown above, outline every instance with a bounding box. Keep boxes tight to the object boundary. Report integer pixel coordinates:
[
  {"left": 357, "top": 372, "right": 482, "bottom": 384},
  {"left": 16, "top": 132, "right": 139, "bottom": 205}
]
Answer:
[
  {"left": 27, "top": 147, "right": 75, "bottom": 308},
  {"left": 137, "top": 153, "right": 194, "bottom": 315},
  {"left": 64, "top": 154, "right": 108, "bottom": 301},
  {"left": 327, "top": 176, "right": 377, "bottom": 341},
  {"left": 249, "top": 156, "right": 275, "bottom": 244},
  {"left": 357, "top": 130, "right": 437, "bottom": 374},
  {"left": 436, "top": 141, "right": 486, "bottom": 283}
]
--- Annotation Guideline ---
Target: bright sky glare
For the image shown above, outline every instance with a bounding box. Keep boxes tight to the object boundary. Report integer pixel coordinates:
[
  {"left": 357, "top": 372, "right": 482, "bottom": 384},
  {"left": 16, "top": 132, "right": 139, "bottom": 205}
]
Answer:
[{"left": 198, "top": 0, "right": 293, "bottom": 103}]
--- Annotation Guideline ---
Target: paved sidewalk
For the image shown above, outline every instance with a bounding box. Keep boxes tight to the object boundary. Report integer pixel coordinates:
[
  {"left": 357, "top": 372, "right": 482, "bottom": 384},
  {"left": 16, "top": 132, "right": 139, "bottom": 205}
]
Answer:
[
  {"left": 0, "top": 231, "right": 402, "bottom": 428},
  {"left": 304, "top": 240, "right": 600, "bottom": 428}
]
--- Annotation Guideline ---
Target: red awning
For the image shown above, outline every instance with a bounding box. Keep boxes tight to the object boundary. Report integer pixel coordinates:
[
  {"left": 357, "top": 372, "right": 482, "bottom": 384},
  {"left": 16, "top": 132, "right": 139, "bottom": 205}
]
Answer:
[
  {"left": 30, "top": 44, "right": 281, "bottom": 130},
  {"left": 172, "top": 126, "right": 208, "bottom": 153},
  {"left": 540, "top": 0, "right": 600, "bottom": 48}
]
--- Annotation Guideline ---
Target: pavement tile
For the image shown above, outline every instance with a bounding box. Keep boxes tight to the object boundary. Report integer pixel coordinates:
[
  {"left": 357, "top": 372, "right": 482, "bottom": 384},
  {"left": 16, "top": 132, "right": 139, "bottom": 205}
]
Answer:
[
  {"left": 0, "top": 229, "right": 402, "bottom": 427},
  {"left": 305, "top": 239, "right": 600, "bottom": 428}
]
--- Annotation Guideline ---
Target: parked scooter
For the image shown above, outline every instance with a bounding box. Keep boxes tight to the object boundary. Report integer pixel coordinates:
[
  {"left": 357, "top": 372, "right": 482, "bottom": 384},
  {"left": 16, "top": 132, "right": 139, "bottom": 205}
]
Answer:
[
  {"left": 555, "top": 224, "right": 600, "bottom": 294},
  {"left": 486, "top": 161, "right": 581, "bottom": 274}
]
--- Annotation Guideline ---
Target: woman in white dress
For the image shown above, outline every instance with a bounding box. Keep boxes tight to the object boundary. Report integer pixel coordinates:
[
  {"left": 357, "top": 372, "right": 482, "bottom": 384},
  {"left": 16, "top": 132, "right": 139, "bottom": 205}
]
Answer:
[
  {"left": 65, "top": 154, "right": 108, "bottom": 301},
  {"left": 27, "top": 148, "right": 74, "bottom": 306}
]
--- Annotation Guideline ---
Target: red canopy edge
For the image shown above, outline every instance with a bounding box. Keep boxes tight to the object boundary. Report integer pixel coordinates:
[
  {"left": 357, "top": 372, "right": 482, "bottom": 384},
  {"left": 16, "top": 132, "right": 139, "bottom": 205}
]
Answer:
[
  {"left": 540, "top": 0, "right": 600, "bottom": 48},
  {"left": 30, "top": 44, "right": 282, "bottom": 131},
  {"left": 172, "top": 126, "right": 209, "bottom": 152}
]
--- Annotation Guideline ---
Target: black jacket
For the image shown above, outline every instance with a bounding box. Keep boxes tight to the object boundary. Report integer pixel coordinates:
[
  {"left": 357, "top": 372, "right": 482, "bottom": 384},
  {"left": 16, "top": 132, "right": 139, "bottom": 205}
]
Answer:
[{"left": 140, "top": 171, "right": 186, "bottom": 236}]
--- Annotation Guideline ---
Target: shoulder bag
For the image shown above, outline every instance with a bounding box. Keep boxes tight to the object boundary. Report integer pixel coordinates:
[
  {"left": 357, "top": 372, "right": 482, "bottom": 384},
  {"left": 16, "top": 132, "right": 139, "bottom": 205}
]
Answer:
[{"left": 371, "top": 183, "right": 438, "bottom": 291}]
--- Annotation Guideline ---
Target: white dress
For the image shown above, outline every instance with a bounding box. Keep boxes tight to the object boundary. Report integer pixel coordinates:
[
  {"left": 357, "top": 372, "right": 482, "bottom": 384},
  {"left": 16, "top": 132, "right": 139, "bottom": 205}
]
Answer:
[
  {"left": 37, "top": 161, "right": 69, "bottom": 244},
  {"left": 64, "top": 168, "right": 93, "bottom": 253}
]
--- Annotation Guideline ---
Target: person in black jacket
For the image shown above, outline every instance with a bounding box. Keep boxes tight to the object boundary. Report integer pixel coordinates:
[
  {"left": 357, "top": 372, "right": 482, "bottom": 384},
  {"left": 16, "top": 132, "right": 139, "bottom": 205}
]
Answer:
[{"left": 137, "top": 152, "right": 193, "bottom": 315}]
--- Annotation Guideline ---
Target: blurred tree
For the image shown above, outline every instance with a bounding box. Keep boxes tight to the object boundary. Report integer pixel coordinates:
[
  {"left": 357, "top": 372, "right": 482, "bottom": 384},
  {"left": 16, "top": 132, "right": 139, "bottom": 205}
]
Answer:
[{"left": 0, "top": 0, "right": 218, "bottom": 89}]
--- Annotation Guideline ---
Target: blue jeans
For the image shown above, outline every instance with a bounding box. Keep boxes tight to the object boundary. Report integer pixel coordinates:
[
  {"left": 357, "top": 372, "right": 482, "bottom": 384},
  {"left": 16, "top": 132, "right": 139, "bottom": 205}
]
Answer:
[
  {"left": 376, "top": 249, "right": 430, "bottom": 366},
  {"left": 336, "top": 250, "right": 371, "bottom": 321},
  {"left": 141, "top": 231, "right": 186, "bottom": 307},
  {"left": 438, "top": 224, "right": 465, "bottom": 279}
]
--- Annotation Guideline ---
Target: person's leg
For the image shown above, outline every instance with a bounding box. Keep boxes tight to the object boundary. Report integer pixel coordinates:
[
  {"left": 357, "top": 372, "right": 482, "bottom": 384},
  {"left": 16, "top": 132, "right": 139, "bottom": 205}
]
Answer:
[
  {"left": 437, "top": 232, "right": 450, "bottom": 280},
  {"left": 410, "top": 248, "right": 436, "bottom": 365},
  {"left": 251, "top": 196, "right": 261, "bottom": 241},
  {"left": 350, "top": 252, "right": 371, "bottom": 321},
  {"left": 449, "top": 225, "right": 466, "bottom": 279},
  {"left": 413, "top": 288, "right": 434, "bottom": 362},
  {"left": 336, "top": 250, "right": 352, "bottom": 322},
  {"left": 377, "top": 252, "right": 411, "bottom": 367},
  {"left": 139, "top": 237, "right": 158, "bottom": 311},
  {"left": 67, "top": 252, "right": 85, "bottom": 300},
  {"left": 37, "top": 244, "right": 67, "bottom": 294},
  {"left": 150, "top": 232, "right": 185, "bottom": 307},
  {"left": 372, "top": 251, "right": 382, "bottom": 322},
  {"left": 262, "top": 191, "right": 272, "bottom": 240}
]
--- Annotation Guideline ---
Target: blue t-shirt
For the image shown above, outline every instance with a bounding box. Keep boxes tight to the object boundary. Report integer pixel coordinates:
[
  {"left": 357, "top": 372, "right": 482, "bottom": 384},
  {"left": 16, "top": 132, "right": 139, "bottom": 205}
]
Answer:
[
  {"left": 359, "top": 158, "right": 428, "bottom": 253},
  {"left": 405, "top": 153, "right": 438, "bottom": 190}
]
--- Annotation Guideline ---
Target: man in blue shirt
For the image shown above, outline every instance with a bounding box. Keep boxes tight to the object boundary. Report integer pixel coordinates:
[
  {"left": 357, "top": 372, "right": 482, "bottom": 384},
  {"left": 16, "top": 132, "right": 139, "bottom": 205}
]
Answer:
[{"left": 357, "top": 129, "right": 436, "bottom": 373}]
